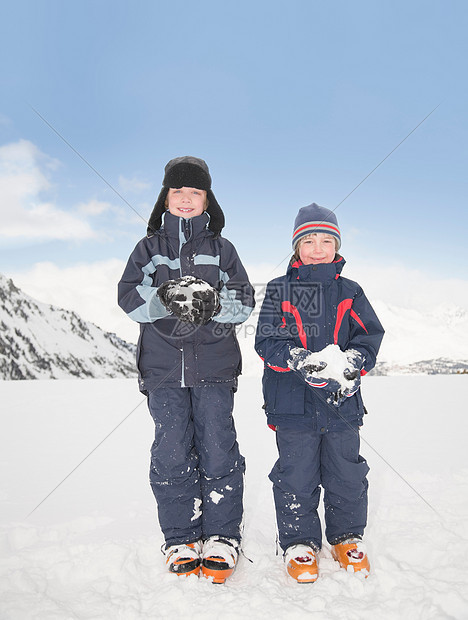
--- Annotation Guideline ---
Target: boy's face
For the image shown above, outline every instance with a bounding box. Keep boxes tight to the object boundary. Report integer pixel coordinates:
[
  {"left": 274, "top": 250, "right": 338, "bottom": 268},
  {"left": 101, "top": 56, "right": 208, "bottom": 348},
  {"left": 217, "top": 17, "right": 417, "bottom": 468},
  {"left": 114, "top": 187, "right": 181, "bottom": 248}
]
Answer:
[
  {"left": 298, "top": 233, "right": 336, "bottom": 265},
  {"left": 166, "top": 187, "right": 207, "bottom": 218}
]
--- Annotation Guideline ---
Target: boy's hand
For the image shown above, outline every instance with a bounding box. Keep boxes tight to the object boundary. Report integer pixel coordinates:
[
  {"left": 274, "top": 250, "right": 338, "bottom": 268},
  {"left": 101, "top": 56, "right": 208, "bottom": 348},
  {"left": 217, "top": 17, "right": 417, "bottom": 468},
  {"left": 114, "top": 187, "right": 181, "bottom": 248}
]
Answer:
[
  {"left": 329, "top": 349, "right": 365, "bottom": 406},
  {"left": 157, "top": 276, "right": 219, "bottom": 325},
  {"left": 342, "top": 349, "right": 364, "bottom": 391},
  {"left": 288, "top": 346, "right": 365, "bottom": 403},
  {"left": 288, "top": 347, "right": 328, "bottom": 374},
  {"left": 287, "top": 347, "right": 341, "bottom": 390},
  {"left": 344, "top": 349, "right": 365, "bottom": 374},
  {"left": 157, "top": 279, "right": 180, "bottom": 311},
  {"left": 191, "top": 287, "right": 220, "bottom": 325}
]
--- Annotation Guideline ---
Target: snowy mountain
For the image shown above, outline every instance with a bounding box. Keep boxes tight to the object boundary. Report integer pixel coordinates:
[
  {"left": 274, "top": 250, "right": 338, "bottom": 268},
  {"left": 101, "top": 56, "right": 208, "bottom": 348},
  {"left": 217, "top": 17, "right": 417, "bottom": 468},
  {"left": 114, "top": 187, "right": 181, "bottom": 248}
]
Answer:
[
  {"left": 0, "top": 273, "right": 137, "bottom": 380},
  {"left": 370, "top": 300, "right": 468, "bottom": 374},
  {"left": 2, "top": 270, "right": 468, "bottom": 380},
  {"left": 237, "top": 295, "right": 468, "bottom": 377}
]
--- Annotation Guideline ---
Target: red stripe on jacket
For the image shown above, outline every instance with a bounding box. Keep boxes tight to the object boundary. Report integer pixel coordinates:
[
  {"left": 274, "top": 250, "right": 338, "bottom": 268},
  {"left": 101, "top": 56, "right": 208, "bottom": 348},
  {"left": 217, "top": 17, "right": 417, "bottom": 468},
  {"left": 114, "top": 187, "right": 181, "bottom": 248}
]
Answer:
[
  {"left": 350, "top": 309, "right": 367, "bottom": 333},
  {"left": 257, "top": 355, "right": 291, "bottom": 373},
  {"left": 281, "top": 301, "right": 307, "bottom": 348},
  {"left": 334, "top": 299, "right": 368, "bottom": 344}
]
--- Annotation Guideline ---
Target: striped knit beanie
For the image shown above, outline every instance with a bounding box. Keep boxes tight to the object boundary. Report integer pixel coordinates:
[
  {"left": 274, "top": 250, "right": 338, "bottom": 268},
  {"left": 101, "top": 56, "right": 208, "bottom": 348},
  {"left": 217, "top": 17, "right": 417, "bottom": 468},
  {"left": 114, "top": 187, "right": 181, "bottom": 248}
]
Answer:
[{"left": 292, "top": 203, "right": 341, "bottom": 251}]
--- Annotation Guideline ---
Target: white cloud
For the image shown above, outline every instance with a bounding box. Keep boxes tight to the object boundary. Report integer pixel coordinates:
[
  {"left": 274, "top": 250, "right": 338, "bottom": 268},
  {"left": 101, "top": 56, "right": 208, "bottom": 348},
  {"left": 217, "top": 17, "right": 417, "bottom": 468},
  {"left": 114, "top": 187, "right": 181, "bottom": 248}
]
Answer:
[
  {"left": 0, "top": 139, "right": 97, "bottom": 240},
  {"left": 118, "top": 175, "right": 151, "bottom": 194},
  {"left": 77, "top": 199, "right": 113, "bottom": 216}
]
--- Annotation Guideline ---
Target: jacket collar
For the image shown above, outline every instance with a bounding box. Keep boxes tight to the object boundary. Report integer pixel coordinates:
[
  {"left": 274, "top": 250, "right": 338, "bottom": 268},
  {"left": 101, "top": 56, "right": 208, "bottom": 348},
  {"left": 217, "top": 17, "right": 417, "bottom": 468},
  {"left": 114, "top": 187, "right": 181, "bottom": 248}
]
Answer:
[
  {"left": 287, "top": 255, "right": 345, "bottom": 284},
  {"left": 160, "top": 210, "right": 211, "bottom": 239}
]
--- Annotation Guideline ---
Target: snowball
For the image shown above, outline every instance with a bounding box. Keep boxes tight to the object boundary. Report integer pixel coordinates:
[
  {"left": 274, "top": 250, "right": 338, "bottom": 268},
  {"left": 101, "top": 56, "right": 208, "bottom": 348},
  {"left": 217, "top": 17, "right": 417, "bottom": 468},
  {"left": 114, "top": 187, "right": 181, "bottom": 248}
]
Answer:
[{"left": 289, "top": 344, "right": 359, "bottom": 391}]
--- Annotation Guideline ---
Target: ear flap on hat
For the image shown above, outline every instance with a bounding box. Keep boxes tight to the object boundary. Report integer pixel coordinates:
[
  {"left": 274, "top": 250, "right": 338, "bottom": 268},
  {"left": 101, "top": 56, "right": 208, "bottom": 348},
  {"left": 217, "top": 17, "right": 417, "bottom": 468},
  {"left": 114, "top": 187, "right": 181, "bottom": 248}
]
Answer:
[
  {"left": 147, "top": 187, "right": 169, "bottom": 236},
  {"left": 205, "top": 189, "right": 224, "bottom": 236}
]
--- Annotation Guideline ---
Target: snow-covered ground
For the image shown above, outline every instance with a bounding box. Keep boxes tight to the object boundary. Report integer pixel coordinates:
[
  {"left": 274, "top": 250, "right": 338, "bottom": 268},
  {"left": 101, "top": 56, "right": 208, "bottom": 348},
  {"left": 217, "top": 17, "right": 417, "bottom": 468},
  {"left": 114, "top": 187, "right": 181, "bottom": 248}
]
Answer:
[{"left": 1, "top": 375, "right": 467, "bottom": 619}]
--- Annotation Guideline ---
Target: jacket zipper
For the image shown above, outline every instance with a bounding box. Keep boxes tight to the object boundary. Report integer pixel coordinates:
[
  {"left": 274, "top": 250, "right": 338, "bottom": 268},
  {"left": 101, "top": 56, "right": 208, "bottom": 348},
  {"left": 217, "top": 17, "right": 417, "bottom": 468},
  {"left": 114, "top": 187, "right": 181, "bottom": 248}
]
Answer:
[{"left": 179, "top": 218, "right": 192, "bottom": 387}]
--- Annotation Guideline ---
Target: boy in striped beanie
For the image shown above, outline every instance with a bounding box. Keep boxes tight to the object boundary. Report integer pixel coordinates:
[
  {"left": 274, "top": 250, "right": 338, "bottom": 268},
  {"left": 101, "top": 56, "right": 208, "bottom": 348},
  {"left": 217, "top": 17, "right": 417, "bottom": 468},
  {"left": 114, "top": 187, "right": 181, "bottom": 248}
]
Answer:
[
  {"left": 255, "top": 201, "right": 384, "bottom": 583},
  {"left": 292, "top": 203, "right": 341, "bottom": 261}
]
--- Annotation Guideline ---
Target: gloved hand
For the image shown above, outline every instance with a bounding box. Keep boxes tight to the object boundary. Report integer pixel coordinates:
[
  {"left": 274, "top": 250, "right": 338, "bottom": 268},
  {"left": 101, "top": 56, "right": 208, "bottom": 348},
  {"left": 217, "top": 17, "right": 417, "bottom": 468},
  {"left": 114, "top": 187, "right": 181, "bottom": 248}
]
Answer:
[
  {"left": 157, "top": 279, "right": 180, "bottom": 310},
  {"left": 191, "top": 285, "right": 221, "bottom": 325},
  {"left": 288, "top": 347, "right": 327, "bottom": 373},
  {"left": 157, "top": 276, "right": 219, "bottom": 325},
  {"left": 329, "top": 349, "right": 365, "bottom": 406},
  {"left": 287, "top": 347, "right": 341, "bottom": 391}
]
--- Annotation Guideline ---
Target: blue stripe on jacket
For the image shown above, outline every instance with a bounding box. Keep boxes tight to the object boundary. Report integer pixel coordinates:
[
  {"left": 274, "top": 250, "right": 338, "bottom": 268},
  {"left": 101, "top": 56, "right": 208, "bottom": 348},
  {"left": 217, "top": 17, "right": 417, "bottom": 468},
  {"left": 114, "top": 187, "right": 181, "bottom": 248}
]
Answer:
[{"left": 118, "top": 211, "right": 255, "bottom": 391}]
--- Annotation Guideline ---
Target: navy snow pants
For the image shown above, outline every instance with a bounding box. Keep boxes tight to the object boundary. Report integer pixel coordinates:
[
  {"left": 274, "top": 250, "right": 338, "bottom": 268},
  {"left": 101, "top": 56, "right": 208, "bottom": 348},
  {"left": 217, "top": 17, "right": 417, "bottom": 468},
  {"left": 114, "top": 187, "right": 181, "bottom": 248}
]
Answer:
[
  {"left": 270, "top": 427, "right": 369, "bottom": 552},
  {"left": 147, "top": 385, "right": 245, "bottom": 547}
]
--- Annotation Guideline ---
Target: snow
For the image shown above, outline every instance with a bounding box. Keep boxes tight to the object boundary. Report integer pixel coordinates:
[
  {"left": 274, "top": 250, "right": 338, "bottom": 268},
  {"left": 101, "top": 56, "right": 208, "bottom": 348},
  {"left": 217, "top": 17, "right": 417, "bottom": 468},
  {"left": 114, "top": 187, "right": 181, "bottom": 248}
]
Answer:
[
  {"left": 1, "top": 375, "right": 468, "bottom": 619},
  {"left": 0, "top": 273, "right": 136, "bottom": 380},
  {"left": 164, "top": 276, "right": 218, "bottom": 323},
  {"left": 209, "top": 491, "right": 224, "bottom": 505},
  {"left": 202, "top": 538, "right": 236, "bottom": 567},
  {"left": 192, "top": 498, "right": 202, "bottom": 522},
  {"left": 371, "top": 300, "right": 468, "bottom": 365},
  {"left": 288, "top": 344, "right": 360, "bottom": 391}
]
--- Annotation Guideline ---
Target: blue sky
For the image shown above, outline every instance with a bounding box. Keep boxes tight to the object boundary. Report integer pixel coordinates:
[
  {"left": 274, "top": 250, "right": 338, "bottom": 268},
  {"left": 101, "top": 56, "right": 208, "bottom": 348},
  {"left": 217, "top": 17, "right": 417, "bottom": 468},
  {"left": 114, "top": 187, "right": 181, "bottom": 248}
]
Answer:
[{"left": 1, "top": 0, "right": 467, "bottom": 341}]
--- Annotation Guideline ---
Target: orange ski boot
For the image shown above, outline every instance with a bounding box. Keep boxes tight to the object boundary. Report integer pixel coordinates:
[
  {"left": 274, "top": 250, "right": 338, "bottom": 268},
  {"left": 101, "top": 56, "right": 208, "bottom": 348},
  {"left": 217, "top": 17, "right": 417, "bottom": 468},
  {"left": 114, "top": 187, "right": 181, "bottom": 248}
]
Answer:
[
  {"left": 165, "top": 541, "right": 202, "bottom": 577},
  {"left": 201, "top": 536, "right": 239, "bottom": 584},
  {"left": 331, "top": 536, "right": 370, "bottom": 577},
  {"left": 284, "top": 544, "right": 319, "bottom": 583}
]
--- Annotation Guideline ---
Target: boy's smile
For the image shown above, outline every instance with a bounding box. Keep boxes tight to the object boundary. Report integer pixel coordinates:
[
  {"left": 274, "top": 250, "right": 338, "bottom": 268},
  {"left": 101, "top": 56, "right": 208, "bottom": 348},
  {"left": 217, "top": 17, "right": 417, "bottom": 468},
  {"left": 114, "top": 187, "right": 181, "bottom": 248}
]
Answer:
[
  {"left": 298, "top": 233, "right": 336, "bottom": 265},
  {"left": 167, "top": 187, "right": 207, "bottom": 218}
]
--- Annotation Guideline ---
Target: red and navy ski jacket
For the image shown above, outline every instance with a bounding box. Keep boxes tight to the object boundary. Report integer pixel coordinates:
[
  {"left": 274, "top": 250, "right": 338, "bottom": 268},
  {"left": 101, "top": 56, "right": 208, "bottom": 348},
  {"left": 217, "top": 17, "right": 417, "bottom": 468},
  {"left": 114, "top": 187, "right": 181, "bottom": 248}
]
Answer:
[
  {"left": 254, "top": 256, "right": 384, "bottom": 429},
  {"left": 118, "top": 211, "right": 255, "bottom": 393}
]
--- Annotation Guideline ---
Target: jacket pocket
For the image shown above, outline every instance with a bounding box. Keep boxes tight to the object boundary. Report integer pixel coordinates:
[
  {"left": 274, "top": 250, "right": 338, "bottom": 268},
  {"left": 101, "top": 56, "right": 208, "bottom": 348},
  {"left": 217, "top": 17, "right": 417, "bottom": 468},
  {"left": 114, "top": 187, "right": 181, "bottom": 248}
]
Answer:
[
  {"left": 262, "top": 369, "right": 305, "bottom": 416},
  {"left": 338, "top": 390, "right": 365, "bottom": 426}
]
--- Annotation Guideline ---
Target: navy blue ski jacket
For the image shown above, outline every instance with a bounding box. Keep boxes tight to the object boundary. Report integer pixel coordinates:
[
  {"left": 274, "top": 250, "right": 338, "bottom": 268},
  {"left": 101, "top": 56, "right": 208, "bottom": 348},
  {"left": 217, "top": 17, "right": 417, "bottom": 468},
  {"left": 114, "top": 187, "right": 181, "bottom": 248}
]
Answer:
[
  {"left": 118, "top": 211, "right": 255, "bottom": 393},
  {"left": 255, "top": 257, "right": 384, "bottom": 430}
]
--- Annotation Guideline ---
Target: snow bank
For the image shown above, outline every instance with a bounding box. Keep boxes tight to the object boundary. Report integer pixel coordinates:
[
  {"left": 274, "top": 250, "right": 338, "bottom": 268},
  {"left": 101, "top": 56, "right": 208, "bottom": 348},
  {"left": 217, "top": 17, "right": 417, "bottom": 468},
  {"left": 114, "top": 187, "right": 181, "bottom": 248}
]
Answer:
[{"left": 1, "top": 376, "right": 467, "bottom": 619}]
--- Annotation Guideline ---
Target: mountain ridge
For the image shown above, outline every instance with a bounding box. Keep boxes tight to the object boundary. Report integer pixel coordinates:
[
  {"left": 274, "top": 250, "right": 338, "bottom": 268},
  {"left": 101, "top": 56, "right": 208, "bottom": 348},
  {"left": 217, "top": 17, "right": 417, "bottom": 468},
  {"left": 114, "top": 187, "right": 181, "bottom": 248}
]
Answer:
[
  {"left": 2, "top": 273, "right": 468, "bottom": 380},
  {"left": 237, "top": 296, "right": 468, "bottom": 377},
  {"left": 0, "top": 273, "right": 137, "bottom": 380}
]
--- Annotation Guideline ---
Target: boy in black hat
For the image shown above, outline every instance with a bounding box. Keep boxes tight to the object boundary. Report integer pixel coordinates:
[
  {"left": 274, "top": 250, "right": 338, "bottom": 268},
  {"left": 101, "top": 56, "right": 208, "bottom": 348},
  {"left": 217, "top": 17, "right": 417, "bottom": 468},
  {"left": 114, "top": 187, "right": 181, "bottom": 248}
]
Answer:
[{"left": 118, "top": 156, "right": 254, "bottom": 583}]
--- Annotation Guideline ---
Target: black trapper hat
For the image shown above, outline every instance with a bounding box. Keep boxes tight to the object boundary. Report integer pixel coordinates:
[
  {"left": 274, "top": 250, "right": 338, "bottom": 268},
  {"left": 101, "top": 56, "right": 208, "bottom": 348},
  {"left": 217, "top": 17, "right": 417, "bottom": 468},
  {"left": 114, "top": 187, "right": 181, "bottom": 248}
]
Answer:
[{"left": 147, "top": 156, "right": 225, "bottom": 236}]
